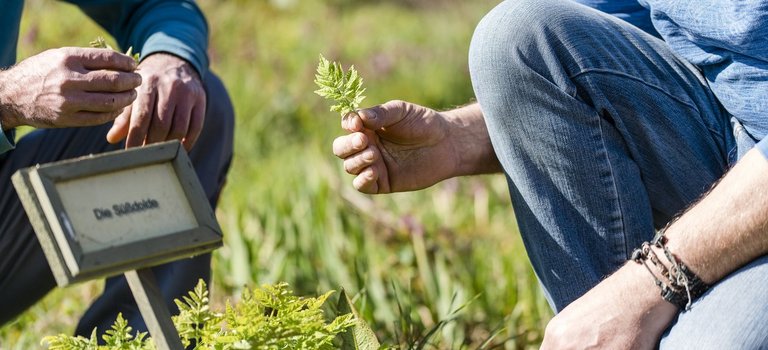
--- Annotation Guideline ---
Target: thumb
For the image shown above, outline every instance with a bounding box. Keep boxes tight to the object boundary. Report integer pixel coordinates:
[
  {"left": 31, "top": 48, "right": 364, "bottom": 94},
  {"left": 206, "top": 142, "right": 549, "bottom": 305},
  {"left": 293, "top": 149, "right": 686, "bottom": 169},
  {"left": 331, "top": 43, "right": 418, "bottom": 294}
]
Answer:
[{"left": 357, "top": 100, "right": 410, "bottom": 130}]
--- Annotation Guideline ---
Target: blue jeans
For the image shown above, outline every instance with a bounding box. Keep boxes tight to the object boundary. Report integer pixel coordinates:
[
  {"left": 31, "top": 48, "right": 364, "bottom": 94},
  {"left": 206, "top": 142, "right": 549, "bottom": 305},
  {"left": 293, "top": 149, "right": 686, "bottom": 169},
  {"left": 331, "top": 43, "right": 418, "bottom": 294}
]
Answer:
[{"left": 468, "top": 0, "right": 768, "bottom": 347}]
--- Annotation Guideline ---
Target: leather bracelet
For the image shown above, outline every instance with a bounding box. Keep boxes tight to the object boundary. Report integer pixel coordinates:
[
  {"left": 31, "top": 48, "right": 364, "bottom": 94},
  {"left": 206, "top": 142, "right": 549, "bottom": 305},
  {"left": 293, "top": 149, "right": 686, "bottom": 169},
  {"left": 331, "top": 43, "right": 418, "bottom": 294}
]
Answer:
[{"left": 631, "top": 232, "right": 710, "bottom": 310}]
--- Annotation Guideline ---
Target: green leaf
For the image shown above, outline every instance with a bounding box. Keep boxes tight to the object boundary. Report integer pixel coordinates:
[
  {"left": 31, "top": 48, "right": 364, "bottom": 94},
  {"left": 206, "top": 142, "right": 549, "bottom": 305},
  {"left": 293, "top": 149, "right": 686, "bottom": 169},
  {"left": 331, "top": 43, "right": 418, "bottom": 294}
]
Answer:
[
  {"left": 89, "top": 36, "right": 140, "bottom": 63},
  {"left": 314, "top": 54, "right": 366, "bottom": 118},
  {"left": 338, "top": 289, "right": 381, "bottom": 350},
  {"left": 89, "top": 36, "right": 114, "bottom": 51}
]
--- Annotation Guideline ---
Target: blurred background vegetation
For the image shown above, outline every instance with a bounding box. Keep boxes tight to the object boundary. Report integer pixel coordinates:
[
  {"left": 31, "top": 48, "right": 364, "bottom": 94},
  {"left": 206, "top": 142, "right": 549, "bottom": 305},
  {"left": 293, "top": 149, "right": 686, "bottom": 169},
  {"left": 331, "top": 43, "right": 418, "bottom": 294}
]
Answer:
[{"left": 0, "top": 0, "right": 552, "bottom": 348}]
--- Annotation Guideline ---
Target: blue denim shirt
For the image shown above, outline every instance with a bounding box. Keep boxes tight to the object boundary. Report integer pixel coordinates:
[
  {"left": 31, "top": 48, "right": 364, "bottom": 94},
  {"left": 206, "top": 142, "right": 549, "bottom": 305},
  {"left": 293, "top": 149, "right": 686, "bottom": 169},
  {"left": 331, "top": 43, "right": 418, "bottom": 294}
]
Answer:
[
  {"left": 573, "top": 0, "right": 659, "bottom": 37},
  {"left": 0, "top": 0, "right": 209, "bottom": 155}
]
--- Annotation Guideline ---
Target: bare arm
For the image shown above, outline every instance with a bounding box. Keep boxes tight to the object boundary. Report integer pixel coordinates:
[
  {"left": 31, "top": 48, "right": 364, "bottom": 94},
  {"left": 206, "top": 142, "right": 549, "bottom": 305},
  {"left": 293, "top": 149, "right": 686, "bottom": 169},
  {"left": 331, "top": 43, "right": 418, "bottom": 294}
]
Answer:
[
  {"left": 666, "top": 149, "right": 768, "bottom": 282},
  {"left": 443, "top": 103, "right": 502, "bottom": 176},
  {"left": 542, "top": 148, "right": 768, "bottom": 348}
]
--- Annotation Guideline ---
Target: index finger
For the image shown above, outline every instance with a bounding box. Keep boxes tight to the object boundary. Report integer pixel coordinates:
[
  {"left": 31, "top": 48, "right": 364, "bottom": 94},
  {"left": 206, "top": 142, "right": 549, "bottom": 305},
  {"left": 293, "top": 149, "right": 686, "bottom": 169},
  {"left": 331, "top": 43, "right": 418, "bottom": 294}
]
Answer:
[
  {"left": 69, "top": 48, "right": 138, "bottom": 72},
  {"left": 357, "top": 100, "right": 409, "bottom": 130},
  {"left": 332, "top": 132, "right": 368, "bottom": 158},
  {"left": 125, "top": 85, "right": 157, "bottom": 148},
  {"left": 182, "top": 93, "right": 206, "bottom": 150},
  {"left": 79, "top": 70, "right": 142, "bottom": 92}
]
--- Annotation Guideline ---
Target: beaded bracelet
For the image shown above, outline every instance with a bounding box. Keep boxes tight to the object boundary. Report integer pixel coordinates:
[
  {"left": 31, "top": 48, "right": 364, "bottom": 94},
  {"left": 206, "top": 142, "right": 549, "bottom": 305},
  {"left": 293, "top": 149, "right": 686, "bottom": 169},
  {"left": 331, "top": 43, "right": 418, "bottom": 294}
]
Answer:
[{"left": 631, "top": 231, "right": 710, "bottom": 310}]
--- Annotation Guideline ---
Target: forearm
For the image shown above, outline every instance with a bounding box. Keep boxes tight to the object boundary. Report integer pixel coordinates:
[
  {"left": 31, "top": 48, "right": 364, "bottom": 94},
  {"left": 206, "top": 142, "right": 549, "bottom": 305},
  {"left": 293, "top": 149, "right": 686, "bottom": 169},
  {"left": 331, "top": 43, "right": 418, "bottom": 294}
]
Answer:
[
  {"left": 608, "top": 147, "right": 768, "bottom": 327},
  {"left": 546, "top": 145, "right": 768, "bottom": 347},
  {"left": 443, "top": 103, "right": 502, "bottom": 176},
  {"left": 607, "top": 146, "right": 768, "bottom": 306},
  {"left": 664, "top": 148, "right": 768, "bottom": 283}
]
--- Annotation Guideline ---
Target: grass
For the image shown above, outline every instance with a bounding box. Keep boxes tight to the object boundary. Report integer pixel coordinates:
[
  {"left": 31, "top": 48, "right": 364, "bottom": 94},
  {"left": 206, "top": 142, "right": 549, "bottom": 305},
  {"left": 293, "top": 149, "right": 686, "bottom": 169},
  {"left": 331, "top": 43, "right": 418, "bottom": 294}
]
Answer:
[{"left": 0, "top": 0, "right": 552, "bottom": 348}]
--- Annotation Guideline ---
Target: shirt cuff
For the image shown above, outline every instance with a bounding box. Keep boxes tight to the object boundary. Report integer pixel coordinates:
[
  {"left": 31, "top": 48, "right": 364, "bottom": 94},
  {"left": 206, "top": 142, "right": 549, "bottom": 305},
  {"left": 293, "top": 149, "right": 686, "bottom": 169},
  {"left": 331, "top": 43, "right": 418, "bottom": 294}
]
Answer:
[
  {"left": 140, "top": 33, "right": 208, "bottom": 80},
  {"left": 0, "top": 124, "right": 15, "bottom": 155}
]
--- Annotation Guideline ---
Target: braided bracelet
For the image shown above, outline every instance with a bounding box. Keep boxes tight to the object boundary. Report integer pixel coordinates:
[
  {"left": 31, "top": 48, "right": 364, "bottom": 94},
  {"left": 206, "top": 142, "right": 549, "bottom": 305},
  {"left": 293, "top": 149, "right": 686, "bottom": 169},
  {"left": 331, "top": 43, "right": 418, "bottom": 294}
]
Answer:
[{"left": 631, "top": 231, "right": 710, "bottom": 310}]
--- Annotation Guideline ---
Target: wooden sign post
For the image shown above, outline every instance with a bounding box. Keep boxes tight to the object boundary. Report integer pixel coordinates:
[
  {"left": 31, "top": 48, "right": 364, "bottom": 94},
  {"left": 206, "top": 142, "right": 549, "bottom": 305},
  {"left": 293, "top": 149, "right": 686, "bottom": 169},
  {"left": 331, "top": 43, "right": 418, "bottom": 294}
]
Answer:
[{"left": 12, "top": 140, "right": 222, "bottom": 350}]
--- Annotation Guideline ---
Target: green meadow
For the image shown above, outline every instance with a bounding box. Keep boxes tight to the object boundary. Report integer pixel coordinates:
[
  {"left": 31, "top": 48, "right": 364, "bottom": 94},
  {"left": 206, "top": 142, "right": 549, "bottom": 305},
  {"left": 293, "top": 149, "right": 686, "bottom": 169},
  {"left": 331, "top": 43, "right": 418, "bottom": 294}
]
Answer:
[{"left": 0, "top": 0, "right": 552, "bottom": 348}]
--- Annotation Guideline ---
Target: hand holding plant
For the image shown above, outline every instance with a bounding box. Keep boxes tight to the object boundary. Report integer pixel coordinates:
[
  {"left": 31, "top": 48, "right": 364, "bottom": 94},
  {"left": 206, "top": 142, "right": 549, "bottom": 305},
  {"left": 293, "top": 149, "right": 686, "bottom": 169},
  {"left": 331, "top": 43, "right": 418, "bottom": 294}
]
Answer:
[
  {"left": 90, "top": 36, "right": 207, "bottom": 150},
  {"left": 0, "top": 45, "right": 140, "bottom": 129}
]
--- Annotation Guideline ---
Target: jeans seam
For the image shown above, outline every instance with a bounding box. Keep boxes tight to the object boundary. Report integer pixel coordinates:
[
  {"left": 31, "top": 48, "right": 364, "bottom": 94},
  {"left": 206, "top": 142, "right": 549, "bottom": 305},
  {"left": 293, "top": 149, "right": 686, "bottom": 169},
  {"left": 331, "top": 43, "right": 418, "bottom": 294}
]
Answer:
[
  {"left": 571, "top": 68, "right": 726, "bottom": 142},
  {"left": 595, "top": 111, "right": 630, "bottom": 263},
  {"left": 571, "top": 68, "right": 698, "bottom": 110}
]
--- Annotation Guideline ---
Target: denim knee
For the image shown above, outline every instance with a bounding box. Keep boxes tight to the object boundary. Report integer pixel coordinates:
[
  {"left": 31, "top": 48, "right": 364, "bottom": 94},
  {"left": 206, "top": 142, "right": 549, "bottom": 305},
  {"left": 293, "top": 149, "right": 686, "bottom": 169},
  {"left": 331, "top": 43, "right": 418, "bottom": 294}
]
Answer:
[
  {"left": 468, "top": 0, "right": 589, "bottom": 123},
  {"left": 469, "top": 0, "right": 589, "bottom": 77},
  {"left": 469, "top": 0, "right": 631, "bottom": 98},
  {"left": 469, "top": 0, "right": 589, "bottom": 156},
  {"left": 469, "top": 0, "right": 549, "bottom": 86}
]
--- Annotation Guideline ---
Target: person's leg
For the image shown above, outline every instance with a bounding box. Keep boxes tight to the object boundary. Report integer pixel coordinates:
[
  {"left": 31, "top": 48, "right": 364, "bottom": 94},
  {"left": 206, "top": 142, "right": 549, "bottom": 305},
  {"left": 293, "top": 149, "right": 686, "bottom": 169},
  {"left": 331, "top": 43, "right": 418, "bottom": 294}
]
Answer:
[
  {"left": 659, "top": 255, "right": 768, "bottom": 348},
  {"left": 74, "top": 72, "right": 234, "bottom": 336},
  {"left": 468, "top": 0, "right": 733, "bottom": 311}
]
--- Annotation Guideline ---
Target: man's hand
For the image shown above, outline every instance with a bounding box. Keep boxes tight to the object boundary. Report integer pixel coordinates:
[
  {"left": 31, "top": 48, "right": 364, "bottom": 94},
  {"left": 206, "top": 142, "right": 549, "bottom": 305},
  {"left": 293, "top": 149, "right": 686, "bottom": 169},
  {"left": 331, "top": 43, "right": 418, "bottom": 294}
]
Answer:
[
  {"left": 332, "top": 100, "right": 499, "bottom": 194},
  {"left": 106, "top": 53, "right": 206, "bottom": 150},
  {"left": 541, "top": 263, "right": 678, "bottom": 349},
  {"left": 0, "top": 48, "right": 141, "bottom": 129}
]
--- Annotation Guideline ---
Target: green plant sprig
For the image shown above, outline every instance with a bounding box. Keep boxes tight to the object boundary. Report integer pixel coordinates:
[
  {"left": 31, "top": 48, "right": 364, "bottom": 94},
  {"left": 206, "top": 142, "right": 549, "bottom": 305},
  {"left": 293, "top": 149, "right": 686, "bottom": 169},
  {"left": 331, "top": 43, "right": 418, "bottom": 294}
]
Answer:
[
  {"left": 41, "top": 280, "right": 376, "bottom": 349},
  {"left": 314, "top": 54, "right": 366, "bottom": 118},
  {"left": 89, "top": 36, "right": 140, "bottom": 63}
]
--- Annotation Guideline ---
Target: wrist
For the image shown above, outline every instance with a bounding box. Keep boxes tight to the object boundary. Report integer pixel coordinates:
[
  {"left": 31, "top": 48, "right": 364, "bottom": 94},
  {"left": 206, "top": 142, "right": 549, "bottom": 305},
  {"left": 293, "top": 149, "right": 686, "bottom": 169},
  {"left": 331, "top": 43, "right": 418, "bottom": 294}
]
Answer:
[
  {"left": 443, "top": 104, "right": 501, "bottom": 176},
  {"left": 141, "top": 52, "right": 202, "bottom": 81},
  {"left": 631, "top": 230, "right": 712, "bottom": 311},
  {"left": 0, "top": 70, "right": 21, "bottom": 130},
  {"left": 620, "top": 262, "right": 679, "bottom": 333},
  {"left": 0, "top": 108, "right": 19, "bottom": 130}
]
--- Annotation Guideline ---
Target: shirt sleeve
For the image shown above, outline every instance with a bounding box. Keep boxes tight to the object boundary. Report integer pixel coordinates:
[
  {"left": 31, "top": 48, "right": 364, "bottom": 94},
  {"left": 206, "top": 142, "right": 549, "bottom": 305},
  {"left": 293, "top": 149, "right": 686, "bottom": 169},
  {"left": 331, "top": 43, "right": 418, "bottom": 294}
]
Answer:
[
  {"left": 62, "top": 0, "right": 210, "bottom": 78},
  {"left": 571, "top": 0, "right": 660, "bottom": 37}
]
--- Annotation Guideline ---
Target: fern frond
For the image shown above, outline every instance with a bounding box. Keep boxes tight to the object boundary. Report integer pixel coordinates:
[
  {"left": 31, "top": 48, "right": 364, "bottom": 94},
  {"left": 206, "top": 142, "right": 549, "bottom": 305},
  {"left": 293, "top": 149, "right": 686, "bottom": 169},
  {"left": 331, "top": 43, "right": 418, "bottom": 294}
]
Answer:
[
  {"left": 42, "top": 280, "right": 364, "bottom": 349},
  {"left": 41, "top": 332, "right": 98, "bottom": 350},
  {"left": 314, "top": 54, "right": 366, "bottom": 117}
]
